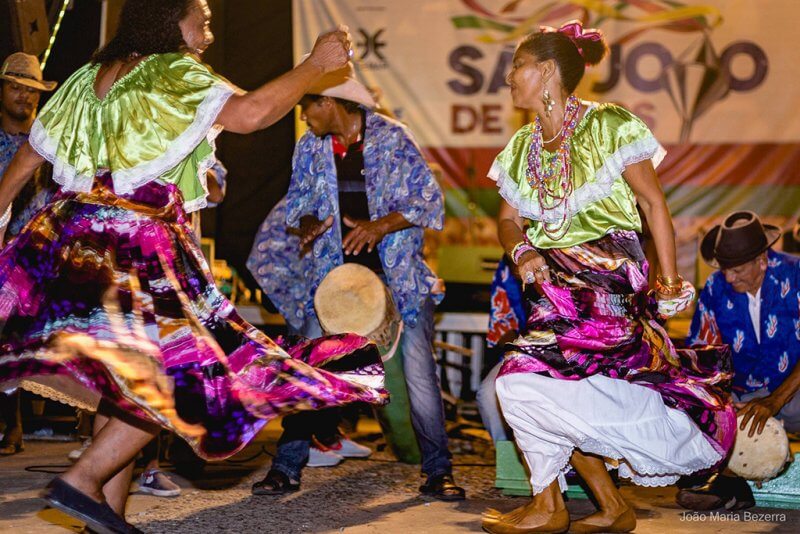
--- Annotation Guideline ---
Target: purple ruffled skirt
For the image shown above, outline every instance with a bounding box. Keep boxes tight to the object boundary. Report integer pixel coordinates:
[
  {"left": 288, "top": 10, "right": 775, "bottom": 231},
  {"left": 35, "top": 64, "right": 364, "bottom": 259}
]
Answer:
[{"left": 0, "top": 175, "right": 386, "bottom": 459}]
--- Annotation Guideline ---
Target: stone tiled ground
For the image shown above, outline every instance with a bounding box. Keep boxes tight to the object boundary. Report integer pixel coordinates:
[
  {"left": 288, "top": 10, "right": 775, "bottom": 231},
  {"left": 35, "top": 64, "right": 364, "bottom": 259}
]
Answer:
[{"left": 1, "top": 418, "right": 798, "bottom": 533}]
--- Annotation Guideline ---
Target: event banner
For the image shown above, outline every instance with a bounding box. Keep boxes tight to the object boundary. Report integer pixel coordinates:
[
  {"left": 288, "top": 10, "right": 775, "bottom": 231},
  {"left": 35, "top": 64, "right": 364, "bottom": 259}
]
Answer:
[{"left": 293, "top": 0, "right": 800, "bottom": 283}]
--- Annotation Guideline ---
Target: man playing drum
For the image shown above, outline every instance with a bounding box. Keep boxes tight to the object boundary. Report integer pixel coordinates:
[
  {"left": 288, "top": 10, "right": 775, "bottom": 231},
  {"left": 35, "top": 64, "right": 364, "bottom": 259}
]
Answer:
[
  {"left": 247, "top": 61, "right": 464, "bottom": 500},
  {"left": 679, "top": 211, "right": 800, "bottom": 510}
]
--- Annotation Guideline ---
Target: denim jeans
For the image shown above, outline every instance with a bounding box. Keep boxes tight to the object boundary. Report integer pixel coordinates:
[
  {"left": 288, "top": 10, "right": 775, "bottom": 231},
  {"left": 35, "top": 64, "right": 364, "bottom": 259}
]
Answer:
[
  {"left": 271, "top": 296, "right": 452, "bottom": 480},
  {"left": 475, "top": 361, "right": 511, "bottom": 443}
]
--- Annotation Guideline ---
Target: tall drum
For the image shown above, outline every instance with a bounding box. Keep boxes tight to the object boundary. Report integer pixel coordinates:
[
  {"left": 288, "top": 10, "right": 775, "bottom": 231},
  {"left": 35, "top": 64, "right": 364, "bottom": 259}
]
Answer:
[{"left": 314, "top": 264, "right": 420, "bottom": 463}]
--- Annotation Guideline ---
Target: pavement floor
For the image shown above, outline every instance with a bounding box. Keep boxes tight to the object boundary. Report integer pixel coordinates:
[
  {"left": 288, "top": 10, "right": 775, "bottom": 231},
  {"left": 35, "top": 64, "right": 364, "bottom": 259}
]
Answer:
[{"left": 1, "top": 418, "right": 799, "bottom": 533}]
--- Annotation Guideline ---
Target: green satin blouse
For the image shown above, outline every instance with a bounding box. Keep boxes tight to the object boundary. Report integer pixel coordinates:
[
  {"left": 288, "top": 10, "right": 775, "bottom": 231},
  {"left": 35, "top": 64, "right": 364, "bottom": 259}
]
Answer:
[
  {"left": 29, "top": 53, "right": 235, "bottom": 212},
  {"left": 489, "top": 103, "right": 666, "bottom": 249}
]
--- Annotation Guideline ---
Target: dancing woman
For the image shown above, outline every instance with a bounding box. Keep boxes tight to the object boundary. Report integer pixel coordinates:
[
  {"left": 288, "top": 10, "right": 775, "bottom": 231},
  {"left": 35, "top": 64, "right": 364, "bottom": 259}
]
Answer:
[
  {"left": 482, "top": 21, "right": 735, "bottom": 534},
  {"left": 0, "top": 1, "right": 386, "bottom": 532}
]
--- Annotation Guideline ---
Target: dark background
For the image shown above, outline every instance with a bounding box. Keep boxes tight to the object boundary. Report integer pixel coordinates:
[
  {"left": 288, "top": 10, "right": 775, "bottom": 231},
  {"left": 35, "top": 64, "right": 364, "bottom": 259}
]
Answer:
[{"left": 1, "top": 0, "right": 296, "bottom": 293}]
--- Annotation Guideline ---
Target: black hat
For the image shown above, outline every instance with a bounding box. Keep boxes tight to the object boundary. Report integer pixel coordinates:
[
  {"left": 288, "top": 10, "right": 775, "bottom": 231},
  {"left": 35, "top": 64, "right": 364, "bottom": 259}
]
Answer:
[{"left": 700, "top": 211, "right": 781, "bottom": 269}]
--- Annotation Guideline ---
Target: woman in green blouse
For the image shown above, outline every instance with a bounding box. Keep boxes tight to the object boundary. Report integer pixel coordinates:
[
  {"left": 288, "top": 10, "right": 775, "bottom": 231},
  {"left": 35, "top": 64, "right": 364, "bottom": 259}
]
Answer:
[
  {"left": 482, "top": 21, "right": 734, "bottom": 534},
  {"left": 0, "top": 2, "right": 392, "bottom": 533}
]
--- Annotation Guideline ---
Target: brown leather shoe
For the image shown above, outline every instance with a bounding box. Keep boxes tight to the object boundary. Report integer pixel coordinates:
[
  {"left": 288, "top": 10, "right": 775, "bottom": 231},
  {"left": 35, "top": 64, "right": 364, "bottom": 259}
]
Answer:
[{"left": 570, "top": 507, "right": 636, "bottom": 533}]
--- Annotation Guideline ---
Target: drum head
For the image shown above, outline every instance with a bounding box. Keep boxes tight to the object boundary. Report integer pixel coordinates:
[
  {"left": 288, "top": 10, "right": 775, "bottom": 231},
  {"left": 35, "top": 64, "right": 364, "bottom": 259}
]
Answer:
[
  {"left": 315, "top": 264, "right": 387, "bottom": 336},
  {"left": 728, "top": 415, "right": 791, "bottom": 481}
]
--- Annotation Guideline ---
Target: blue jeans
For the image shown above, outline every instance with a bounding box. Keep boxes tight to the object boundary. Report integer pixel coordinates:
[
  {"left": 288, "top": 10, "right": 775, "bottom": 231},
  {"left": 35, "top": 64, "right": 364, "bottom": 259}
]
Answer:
[
  {"left": 475, "top": 361, "right": 511, "bottom": 443},
  {"left": 271, "top": 296, "right": 452, "bottom": 480}
]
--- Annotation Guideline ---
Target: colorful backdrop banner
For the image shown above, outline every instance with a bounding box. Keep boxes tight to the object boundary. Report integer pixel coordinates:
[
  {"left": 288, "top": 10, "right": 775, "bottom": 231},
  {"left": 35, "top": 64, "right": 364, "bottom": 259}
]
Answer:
[{"left": 293, "top": 0, "right": 800, "bottom": 284}]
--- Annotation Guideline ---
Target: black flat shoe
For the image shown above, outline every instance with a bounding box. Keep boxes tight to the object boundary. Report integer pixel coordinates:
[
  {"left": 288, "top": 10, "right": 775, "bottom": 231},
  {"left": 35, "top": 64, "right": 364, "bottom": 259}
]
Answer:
[
  {"left": 419, "top": 473, "right": 466, "bottom": 501},
  {"left": 251, "top": 469, "right": 300, "bottom": 496},
  {"left": 676, "top": 473, "right": 755, "bottom": 511},
  {"left": 42, "top": 477, "right": 143, "bottom": 534}
]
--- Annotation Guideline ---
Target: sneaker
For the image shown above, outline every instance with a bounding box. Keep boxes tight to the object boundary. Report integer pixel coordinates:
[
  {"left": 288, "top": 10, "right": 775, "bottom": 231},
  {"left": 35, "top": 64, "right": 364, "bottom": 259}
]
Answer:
[
  {"left": 328, "top": 438, "right": 372, "bottom": 458},
  {"left": 136, "top": 469, "right": 181, "bottom": 497},
  {"left": 67, "top": 438, "right": 92, "bottom": 463},
  {"left": 306, "top": 446, "right": 343, "bottom": 468}
]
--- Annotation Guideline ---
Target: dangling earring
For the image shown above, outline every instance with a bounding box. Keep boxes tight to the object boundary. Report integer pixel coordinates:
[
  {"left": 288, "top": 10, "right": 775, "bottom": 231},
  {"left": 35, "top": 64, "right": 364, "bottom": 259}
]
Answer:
[{"left": 542, "top": 89, "right": 555, "bottom": 118}]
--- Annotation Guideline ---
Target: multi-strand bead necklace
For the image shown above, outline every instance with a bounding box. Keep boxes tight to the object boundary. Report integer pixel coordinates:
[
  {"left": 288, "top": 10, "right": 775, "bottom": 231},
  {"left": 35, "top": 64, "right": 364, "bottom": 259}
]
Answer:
[{"left": 526, "top": 94, "right": 581, "bottom": 241}]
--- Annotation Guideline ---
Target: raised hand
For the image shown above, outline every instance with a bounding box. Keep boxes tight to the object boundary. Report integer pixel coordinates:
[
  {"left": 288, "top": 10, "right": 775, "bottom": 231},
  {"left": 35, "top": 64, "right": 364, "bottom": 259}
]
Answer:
[{"left": 307, "top": 26, "right": 352, "bottom": 74}]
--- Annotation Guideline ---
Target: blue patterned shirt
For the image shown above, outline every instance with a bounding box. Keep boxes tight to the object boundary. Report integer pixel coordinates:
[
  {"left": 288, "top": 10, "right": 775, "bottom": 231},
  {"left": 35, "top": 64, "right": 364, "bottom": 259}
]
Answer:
[
  {"left": 254, "top": 110, "right": 444, "bottom": 328},
  {"left": 0, "top": 127, "right": 27, "bottom": 180},
  {"left": 688, "top": 249, "right": 800, "bottom": 394}
]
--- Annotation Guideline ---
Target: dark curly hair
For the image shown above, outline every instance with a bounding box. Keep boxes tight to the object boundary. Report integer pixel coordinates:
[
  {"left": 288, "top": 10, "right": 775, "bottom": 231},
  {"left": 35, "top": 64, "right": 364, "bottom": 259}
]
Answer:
[
  {"left": 92, "top": 0, "right": 193, "bottom": 64},
  {"left": 518, "top": 30, "right": 607, "bottom": 94}
]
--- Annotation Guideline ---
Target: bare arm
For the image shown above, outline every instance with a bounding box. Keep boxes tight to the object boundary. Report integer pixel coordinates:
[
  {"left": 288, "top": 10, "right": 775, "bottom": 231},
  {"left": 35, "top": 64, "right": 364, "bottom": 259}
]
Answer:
[
  {"left": 738, "top": 361, "right": 800, "bottom": 437},
  {"left": 218, "top": 30, "right": 351, "bottom": 134},
  {"left": 0, "top": 142, "right": 45, "bottom": 241},
  {"left": 205, "top": 167, "right": 225, "bottom": 204},
  {"left": 622, "top": 160, "right": 678, "bottom": 281}
]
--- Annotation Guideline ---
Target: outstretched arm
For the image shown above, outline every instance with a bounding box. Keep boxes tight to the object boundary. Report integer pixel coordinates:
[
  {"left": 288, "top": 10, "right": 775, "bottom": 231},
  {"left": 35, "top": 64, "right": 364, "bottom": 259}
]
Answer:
[{"left": 218, "top": 29, "right": 351, "bottom": 134}]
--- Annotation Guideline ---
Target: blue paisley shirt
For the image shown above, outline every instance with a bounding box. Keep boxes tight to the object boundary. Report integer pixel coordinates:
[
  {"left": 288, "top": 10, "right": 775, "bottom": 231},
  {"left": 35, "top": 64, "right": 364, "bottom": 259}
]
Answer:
[
  {"left": 250, "top": 110, "right": 444, "bottom": 329},
  {"left": 688, "top": 249, "right": 800, "bottom": 394},
  {"left": 0, "top": 127, "right": 27, "bottom": 179},
  {"left": 247, "top": 197, "right": 314, "bottom": 331}
]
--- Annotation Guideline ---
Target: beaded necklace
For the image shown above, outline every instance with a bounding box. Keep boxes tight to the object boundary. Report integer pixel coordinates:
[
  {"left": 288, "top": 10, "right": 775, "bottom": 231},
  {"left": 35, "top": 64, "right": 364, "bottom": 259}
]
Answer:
[{"left": 526, "top": 94, "right": 581, "bottom": 240}]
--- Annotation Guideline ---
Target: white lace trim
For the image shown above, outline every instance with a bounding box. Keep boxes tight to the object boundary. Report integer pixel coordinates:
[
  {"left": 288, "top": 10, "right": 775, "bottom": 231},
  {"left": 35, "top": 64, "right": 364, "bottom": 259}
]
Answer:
[
  {"left": 528, "top": 432, "right": 722, "bottom": 495},
  {"left": 30, "top": 119, "right": 95, "bottom": 193},
  {"left": 183, "top": 124, "right": 224, "bottom": 213},
  {"left": 30, "top": 82, "right": 234, "bottom": 211},
  {"left": 489, "top": 136, "right": 667, "bottom": 223}
]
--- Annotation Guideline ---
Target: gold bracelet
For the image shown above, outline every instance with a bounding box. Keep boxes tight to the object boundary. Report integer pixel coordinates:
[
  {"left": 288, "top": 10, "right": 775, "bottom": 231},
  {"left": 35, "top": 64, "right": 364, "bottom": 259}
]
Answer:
[
  {"left": 655, "top": 275, "right": 683, "bottom": 296},
  {"left": 657, "top": 274, "right": 682, "bottom": 286}
]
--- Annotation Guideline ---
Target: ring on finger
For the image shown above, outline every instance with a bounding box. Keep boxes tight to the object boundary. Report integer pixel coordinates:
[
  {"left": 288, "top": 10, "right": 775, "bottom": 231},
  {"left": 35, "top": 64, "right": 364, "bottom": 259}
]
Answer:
[{"left": 525, "top": 272, "right": 535, "bottom": 284}]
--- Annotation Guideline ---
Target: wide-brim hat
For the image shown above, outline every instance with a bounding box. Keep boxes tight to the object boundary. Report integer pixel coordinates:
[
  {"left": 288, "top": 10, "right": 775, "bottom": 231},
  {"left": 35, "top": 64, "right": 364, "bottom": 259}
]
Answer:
[
  {"left": 700, "top": 211, "right": 781, "bottom": 269},
  {"left": 299, "top": 54, "right": 376, "bottom": 109},
  {"left": 1, "top": 52, "right": 57, "bottom": 91}
]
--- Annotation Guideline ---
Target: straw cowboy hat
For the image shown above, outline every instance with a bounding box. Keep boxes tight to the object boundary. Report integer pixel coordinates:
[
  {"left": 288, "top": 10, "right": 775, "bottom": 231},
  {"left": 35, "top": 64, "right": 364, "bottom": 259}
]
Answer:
[
  {"left": 700, "top": 211, "right": 781, "bottom": 269},
  {"left": 0, "top": 52, "right": 57, "bottom": 92},
  {"left": 300, "top": 54, "right": 376, "bottom": 109}
]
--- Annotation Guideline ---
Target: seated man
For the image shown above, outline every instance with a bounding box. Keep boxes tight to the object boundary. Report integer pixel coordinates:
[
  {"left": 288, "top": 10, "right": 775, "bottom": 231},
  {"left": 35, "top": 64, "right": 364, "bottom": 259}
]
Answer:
[{"left": 679, "top": 211, "right": 800, "bottom": 510}]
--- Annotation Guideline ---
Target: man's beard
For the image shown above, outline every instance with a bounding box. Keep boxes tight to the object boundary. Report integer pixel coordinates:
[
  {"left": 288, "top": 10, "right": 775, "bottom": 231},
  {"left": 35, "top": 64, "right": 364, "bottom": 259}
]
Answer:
[{"left": 1, "top": 105, "right": 33, "bottom": 123}]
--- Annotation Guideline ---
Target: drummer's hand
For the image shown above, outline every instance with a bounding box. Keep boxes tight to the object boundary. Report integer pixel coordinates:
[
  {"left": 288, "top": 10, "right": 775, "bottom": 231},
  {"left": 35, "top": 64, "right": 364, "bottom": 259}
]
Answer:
[
  {"left": 342, "top": 216, "right": 386, "bottom": 255},
  {"left": 517, "top": 250, "right": 551, "bottom": 288},
  {"left": 307, "top": 26, "right": 352, "bottom": 74},
  {"left": 289, "top": 215, "right": 334, "bottom": 255},
  {"left": 738, "top": 395, "right": 783, "bottom": 437}
]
